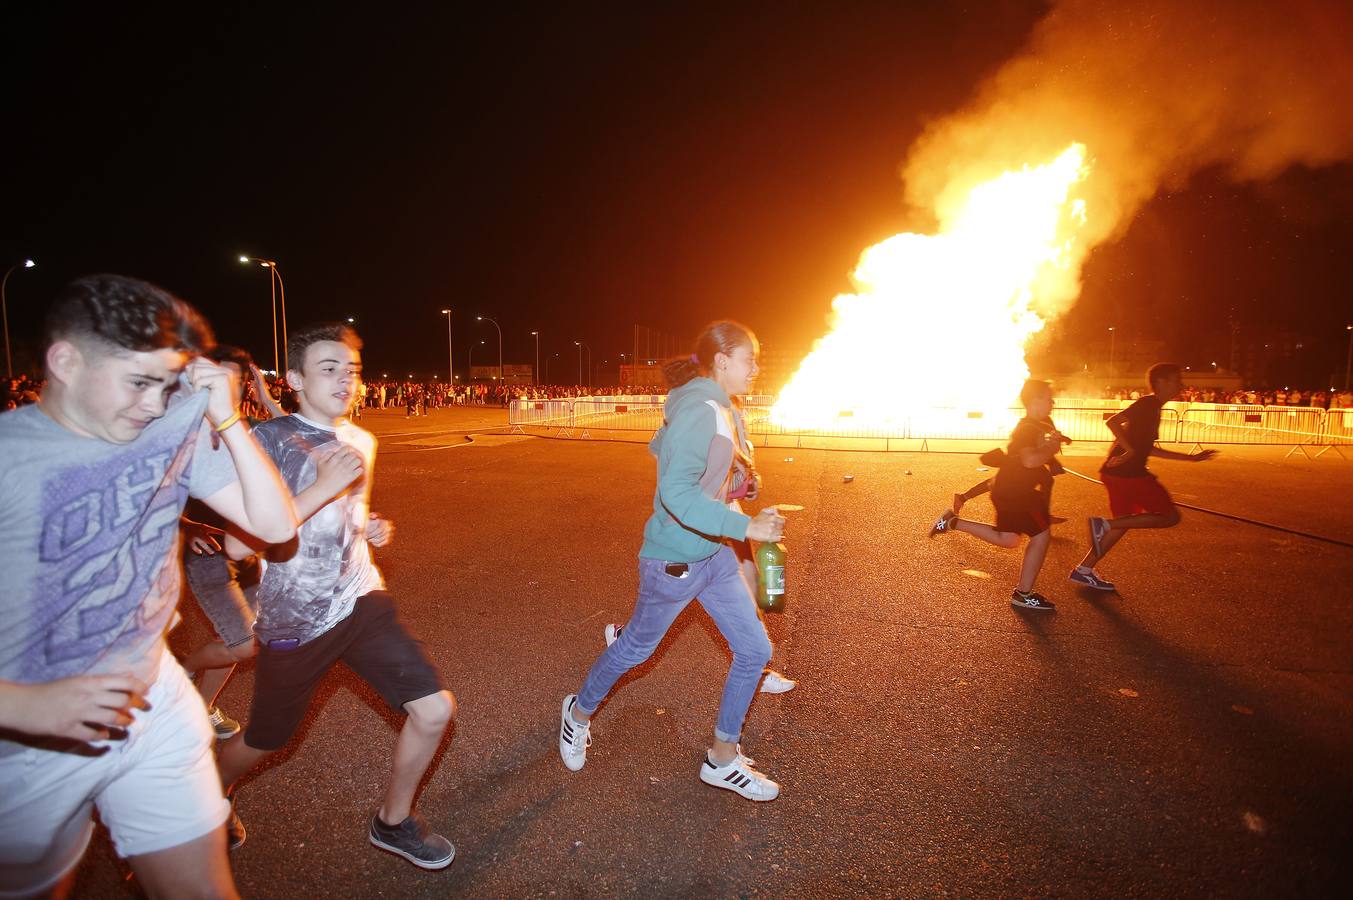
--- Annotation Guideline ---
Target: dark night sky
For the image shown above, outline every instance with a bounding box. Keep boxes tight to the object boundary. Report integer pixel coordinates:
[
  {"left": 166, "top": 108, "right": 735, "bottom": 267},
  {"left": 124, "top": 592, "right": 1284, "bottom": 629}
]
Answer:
[{"left": 5, "top": 2, "right": 1351, "bottom": 385}]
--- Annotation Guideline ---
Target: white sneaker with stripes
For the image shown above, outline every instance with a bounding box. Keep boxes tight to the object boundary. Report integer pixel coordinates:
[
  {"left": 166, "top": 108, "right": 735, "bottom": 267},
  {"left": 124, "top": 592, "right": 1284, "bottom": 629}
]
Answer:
[
  {"left": 699, "top": 752, "right": 780, "bottom": 801},
  {"left": 558, "top": 695, "right": 591, "bottom": 772}
]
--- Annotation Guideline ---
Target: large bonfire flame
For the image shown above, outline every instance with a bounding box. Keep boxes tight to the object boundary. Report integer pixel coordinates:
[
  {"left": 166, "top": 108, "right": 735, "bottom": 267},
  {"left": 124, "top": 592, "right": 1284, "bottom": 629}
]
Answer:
[{"left": 772, "top": 143, "right": 1090, "bottom": 431}]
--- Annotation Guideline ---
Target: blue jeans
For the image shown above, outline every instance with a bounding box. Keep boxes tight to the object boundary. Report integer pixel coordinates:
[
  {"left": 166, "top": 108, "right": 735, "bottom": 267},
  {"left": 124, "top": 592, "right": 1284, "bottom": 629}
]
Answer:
[{"left": 576, "top": 545, "right": 772, "bottom": 743}]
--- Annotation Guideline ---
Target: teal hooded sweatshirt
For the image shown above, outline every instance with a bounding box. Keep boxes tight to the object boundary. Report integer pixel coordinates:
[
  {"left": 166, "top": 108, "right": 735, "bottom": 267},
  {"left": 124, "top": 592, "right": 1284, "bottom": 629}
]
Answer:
[{"left": 640, "top": 376, "right": 752, "bottom": 562}]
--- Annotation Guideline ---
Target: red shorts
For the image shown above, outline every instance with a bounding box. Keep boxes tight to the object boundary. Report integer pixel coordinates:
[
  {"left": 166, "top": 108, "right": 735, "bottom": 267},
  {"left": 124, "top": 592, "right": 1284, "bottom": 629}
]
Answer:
[{"left": 1102, "top": 473, "right": 1175, "bottom": 518}]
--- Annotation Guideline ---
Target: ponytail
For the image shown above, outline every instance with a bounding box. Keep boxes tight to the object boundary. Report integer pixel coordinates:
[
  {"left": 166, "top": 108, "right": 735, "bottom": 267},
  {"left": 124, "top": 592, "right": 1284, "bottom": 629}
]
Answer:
[{"left": 663, "top": 320, "right": 756, "bottom": 389}]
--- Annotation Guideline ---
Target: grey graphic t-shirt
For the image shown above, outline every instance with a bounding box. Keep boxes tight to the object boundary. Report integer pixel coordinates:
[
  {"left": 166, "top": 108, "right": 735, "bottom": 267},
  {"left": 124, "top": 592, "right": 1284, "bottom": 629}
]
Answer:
[
  {"left": 252, "top": 414, "right": 382, "bottom": 644},
  {"left": 0, "top": 393, "right": 237, "bottom": 690}
]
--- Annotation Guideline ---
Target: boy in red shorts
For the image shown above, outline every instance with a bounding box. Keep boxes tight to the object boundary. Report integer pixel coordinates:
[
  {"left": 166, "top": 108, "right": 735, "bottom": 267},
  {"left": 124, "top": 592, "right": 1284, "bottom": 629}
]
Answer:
[{"left": 1070, "top": 363, "right": 1218, "bottom": 591}]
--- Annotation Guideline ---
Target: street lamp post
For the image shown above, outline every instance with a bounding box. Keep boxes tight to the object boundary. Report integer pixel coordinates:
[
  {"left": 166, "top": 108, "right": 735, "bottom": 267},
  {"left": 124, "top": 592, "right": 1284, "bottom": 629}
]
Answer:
[
  {"left": 239, "top": 256, "right": 288, "bottom": 372},
  {"left": 441, "top": 310, "right": 454, "bottom": 384},
  {"left": 530, "top": 331, "right": 540, "bottom": 384},
  {"left": 1345, "top": 324, "right": 1352, "bottom": 392},
  {"left": 545, "top": 352, "right": 558, "bottom": 383},
  {"left": 1108, "top": 326, "right": 1117, "bottom": 379},
  {"left": 2, "top": 258, "right": 35, "bottom": 379},
  {"left": 574, "top": 341, "right": 591, "bottom": 389},
  {"left": 477, "top": 316, "right": 503, "bottom": 384}
]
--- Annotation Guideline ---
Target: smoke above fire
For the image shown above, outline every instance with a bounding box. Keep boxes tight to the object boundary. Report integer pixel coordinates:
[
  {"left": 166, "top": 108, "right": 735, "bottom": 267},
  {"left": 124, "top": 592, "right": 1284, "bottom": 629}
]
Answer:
[
  {"left": 770, "top": 0, "right": 1351, "bottom": 429},
  {"left": 902, "top": 0, "right": 1353, "bottom": 321}
]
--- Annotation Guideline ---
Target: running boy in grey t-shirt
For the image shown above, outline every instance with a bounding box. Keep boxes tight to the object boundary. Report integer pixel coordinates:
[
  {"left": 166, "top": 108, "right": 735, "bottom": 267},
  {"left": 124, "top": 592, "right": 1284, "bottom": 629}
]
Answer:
[{"left": 0, "top": 275, "right": 296, "bottom": 899}]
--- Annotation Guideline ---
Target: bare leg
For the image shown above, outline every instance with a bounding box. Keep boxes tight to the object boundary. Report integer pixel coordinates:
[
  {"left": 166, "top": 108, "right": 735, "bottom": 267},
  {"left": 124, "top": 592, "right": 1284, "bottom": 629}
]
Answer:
[
  {"left": 1017, "top": 529, "right": 1051, "bottom": 592},
  {"left": 184, "top": 640, "right": 255, "bottom": 707},
  {"left": 127, "top": 827, "right": 239, "bottom": 900},
  {"left": 1078, "top": 508, "right": 1177, "bottom": 568},
  {"left": 182, "top": 640, "right": 238, "bottom": 679},
  {"left": 951, "top": 518, "right": 1021, "bottom": 549},
  {"left": 217, "top": 734, "right": 272, "bottom": 794},
  {"left": 195, "top": 664, "right": 234, "bottom": 707},
  {"left": 953, "top": 477, "right": 993, "bottom": 515},
  {"left": 711, "top": 737, "right": 738, "bottom": 765},
  {"left": 378, "top": 690, "right": 455, "bottom": 825}
]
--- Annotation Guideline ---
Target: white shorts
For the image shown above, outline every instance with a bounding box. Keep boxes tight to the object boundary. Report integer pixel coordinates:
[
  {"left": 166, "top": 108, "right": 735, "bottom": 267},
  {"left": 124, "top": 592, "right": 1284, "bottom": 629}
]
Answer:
[{"left": 0, "top": 653, "right": 229, "bottom": 898}]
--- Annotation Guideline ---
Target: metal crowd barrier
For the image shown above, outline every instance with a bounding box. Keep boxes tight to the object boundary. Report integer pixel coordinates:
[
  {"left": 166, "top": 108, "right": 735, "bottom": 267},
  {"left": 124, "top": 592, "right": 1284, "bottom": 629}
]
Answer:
[{"left": 509, "top": 397, "right": 1353, "bottom": 452}]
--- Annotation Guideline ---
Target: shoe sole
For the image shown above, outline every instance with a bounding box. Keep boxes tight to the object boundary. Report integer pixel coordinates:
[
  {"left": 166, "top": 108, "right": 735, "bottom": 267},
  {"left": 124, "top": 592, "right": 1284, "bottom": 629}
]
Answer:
[
  {"left": 213, "top": 727, "right": 241, "bottom": 741},
  {"left": 369, "top": 834, "right": 455, "bottom": 870},
  {"left": 1068, "top": 575, "right": 1117, "bottom": 592},
  {"left": 699, "top": 771, "right": 780, "bottom": 802}
]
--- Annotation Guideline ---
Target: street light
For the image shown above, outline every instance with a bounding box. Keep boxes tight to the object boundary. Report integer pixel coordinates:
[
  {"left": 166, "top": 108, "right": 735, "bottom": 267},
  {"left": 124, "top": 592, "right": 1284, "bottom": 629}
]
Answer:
[
  {"left": 2, "top": 258, "right": 35, "bottom": 379},
  {"left": 530, "top": 331, "right": 540, "bottom": 385},
  {"left": 468, "top": 339, "right": 485, "bottom": 380},
  {"left": 239, "top": 255, "right": 289, "bottom": 372},
  {"left": 574, "top": 341, "right": 591, "bottom": 389},
  {"left": 1107, "top": 326, "right": 1117, "bottom": 379},
  {"left": 477, "top": 315, "right": 503, "bottom": 384},
  {"left": 441, "top": 310, "right": 454, "bottom": 384}
]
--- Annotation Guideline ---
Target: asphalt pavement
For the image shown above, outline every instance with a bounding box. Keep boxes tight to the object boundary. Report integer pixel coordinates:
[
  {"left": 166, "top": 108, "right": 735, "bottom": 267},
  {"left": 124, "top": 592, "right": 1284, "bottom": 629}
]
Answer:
[{"left": 75, "top": 407, "right": 1353, "bottom": 898}]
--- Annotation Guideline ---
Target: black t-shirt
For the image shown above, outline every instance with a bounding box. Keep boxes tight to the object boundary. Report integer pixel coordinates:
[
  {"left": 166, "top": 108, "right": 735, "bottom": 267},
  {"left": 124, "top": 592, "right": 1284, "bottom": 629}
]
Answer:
[
  {"left": 1101, "top": 395, "right": 1163, "bottom": 478},
  {"left": 992, "top": 417, "right": 1054, "bottom": 504}
]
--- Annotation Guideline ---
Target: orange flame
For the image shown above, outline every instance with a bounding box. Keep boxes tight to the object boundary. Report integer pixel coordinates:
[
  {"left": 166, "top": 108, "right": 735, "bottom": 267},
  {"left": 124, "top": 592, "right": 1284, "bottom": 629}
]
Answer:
[{"left": 772, "top": 143, "right": 1090, "bottom": 430}]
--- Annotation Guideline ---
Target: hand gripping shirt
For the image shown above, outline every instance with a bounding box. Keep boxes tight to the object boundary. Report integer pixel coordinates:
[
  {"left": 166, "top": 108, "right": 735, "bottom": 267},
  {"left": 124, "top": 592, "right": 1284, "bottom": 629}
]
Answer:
[
  {"left": 251, "top": 415, "right": 383, "bottom": 645},
  {"left": 0, "top": 393, "right": 237, "bottom": 748}
]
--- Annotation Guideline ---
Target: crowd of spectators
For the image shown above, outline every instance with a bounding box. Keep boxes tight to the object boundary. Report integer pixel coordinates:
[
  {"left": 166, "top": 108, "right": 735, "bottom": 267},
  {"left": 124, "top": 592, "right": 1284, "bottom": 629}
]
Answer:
[
  {"left": 8, "top": 372, "right": 1353, "bottom": 415},
  {"left": 357, "top": 381, "right": 669, "bottom": 415},
  {"left": 1102, "top": 385, "right": 1353, "bottom": 408}
]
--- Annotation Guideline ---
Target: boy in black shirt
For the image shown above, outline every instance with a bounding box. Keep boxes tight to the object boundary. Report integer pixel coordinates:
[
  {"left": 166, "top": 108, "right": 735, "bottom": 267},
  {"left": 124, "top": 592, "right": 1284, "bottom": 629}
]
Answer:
[
  {"left": 930, "top": 380, "right": 1064, "bottom": 611},
  {"left": 1070, "top": 363, "right": 1217, "bottom": 590}
]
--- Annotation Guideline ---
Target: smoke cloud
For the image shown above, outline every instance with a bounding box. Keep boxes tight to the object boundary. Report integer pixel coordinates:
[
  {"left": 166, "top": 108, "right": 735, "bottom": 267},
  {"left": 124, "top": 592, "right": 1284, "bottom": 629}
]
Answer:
[{"left": 901, "top": 0, "right": 1353, "bottom": 316}]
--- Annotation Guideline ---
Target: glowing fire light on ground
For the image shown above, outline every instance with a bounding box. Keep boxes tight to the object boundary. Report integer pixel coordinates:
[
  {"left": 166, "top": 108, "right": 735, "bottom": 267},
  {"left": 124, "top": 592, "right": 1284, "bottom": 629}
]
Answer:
[{"left": 771, "top": 143, "right": 1090, "bottom": 432}]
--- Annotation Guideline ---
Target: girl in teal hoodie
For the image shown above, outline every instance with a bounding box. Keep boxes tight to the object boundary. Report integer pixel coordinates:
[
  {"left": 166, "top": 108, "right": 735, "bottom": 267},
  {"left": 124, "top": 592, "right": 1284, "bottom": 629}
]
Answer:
[{"left": 558, "top": 321, "right": 787, "bottom": 801}]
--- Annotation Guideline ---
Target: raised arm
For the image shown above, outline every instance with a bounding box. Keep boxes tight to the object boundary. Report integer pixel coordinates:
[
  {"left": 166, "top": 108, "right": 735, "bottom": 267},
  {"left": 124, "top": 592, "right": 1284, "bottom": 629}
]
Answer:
[
  {"left": 250, "top": 364, "right": 286, "bottom": 419},
  {"left": 188, "top": 358, "right": 296, "bottom": 544}
]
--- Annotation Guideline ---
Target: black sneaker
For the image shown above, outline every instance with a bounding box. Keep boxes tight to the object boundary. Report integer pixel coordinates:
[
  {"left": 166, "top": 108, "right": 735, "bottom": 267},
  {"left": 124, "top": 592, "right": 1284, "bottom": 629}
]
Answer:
[
  {"left": 226, "top": 802, "right": 246, "bottom": 851},
  {"left": 369, "top": 813, "right": 455, "bottom": 870},
  {"left": 928, "top": 509, "right": 956, "bottom": 539},
  {"left": 1010, "top": 589, "right": 1056, "bottom": 611}
]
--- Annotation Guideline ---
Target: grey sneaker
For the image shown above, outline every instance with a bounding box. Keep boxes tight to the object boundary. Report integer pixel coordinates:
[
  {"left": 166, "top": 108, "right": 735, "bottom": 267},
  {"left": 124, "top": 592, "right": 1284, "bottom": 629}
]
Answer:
[
  {"left": 208, "top": 705, "right": 241, "bottom": 740},
  {"left": 369, "top": 813, "right": 455, "bottom": 870}
]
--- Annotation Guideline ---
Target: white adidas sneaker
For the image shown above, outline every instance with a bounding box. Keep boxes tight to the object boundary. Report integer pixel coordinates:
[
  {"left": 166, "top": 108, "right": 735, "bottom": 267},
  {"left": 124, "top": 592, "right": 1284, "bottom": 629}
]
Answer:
[{"left": 699, "top": 752, "right": 780, "bottom": 801}]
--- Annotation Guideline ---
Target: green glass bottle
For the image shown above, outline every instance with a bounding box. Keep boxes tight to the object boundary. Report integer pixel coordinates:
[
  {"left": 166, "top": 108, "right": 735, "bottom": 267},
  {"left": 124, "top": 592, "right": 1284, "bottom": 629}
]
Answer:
[{"left": 755, "top": 540, "right": 787, "bottom": 612}]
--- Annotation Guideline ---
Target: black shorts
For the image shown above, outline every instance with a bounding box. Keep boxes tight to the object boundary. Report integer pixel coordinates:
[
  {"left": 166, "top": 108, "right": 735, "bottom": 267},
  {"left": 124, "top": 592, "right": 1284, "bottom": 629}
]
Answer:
[
  {"left": 993, "top": 488, "right": 1052, "bottom": 537},
  {"left": 243, "top": 591, "right": 444, "bottom": 751}
]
